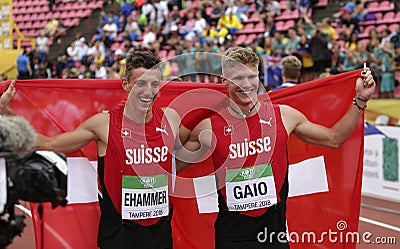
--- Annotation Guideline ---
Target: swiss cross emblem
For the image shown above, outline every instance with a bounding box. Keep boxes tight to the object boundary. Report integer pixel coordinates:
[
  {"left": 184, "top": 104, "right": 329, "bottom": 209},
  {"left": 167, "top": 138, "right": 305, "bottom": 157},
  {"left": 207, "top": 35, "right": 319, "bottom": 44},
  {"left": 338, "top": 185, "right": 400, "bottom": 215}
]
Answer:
[
  {"left": 121, "top": 128, "right": 131, "bottom": 138},
  {"left": 224, "top": 125, "right": 234, "bottom": 136}
]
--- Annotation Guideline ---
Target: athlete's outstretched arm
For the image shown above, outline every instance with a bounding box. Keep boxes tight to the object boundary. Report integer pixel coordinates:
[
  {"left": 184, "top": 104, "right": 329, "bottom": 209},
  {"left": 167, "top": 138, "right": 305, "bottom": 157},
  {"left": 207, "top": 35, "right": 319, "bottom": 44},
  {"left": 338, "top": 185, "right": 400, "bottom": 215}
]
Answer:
[
  {"left": 281, "top": 68, "right": 375, "bottom": 148},
  {"left": 37, "top": 113, "right": 109, "bottom": 154}
]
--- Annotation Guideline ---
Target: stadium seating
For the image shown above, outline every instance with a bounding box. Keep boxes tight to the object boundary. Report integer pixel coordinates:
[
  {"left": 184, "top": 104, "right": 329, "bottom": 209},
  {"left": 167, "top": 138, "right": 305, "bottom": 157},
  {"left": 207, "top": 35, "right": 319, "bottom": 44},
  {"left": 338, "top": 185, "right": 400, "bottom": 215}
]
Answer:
[{"left": 12, "top": 0, "right": 104, "bottom": 49}]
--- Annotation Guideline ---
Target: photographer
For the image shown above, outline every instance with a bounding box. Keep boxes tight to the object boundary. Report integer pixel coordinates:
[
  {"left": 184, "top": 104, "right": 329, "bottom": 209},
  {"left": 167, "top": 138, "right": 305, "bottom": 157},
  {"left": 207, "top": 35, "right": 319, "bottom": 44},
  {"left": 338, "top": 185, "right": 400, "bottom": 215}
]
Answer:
[{"left": 1, "top": 81, "right": 67, "bottom": 248}]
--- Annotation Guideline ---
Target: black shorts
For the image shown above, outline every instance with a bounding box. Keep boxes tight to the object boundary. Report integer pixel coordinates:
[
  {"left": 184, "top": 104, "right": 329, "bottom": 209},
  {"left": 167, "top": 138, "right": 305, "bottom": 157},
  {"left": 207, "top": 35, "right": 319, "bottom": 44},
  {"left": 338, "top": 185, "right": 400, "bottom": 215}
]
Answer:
[{"left": 98, "top": 216, "right": 173, "bottom": 249}]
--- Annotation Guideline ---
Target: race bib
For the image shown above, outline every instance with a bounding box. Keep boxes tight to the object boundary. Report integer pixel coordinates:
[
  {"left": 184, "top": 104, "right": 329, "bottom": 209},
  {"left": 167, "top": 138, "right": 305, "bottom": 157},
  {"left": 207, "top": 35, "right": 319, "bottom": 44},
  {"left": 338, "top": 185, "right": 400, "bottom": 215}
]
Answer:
[
  {"left": 226, "top": 164, "right": 277, "bottom": 212},
  {"left": 121, "top": 174, "right": 169, "bottom": 220}
]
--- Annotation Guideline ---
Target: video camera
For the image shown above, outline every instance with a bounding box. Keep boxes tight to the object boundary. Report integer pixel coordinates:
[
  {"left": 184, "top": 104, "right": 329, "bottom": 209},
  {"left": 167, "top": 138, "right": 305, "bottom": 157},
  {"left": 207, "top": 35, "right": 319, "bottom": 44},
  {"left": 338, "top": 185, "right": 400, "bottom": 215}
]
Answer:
[{"left": 0, "top": 116, "right": 68, "bottom": 249}]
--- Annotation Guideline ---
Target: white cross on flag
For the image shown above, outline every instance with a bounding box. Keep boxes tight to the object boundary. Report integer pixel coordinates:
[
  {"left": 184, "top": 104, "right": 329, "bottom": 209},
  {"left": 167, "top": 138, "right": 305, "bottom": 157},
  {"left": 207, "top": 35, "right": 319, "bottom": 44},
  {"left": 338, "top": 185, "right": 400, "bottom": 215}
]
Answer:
[
  {"left": 121, "top": 128, "right": 131, "bottom": 138},
  {"left": 224, "top": 125, "right": 234, "bottom": 136}
]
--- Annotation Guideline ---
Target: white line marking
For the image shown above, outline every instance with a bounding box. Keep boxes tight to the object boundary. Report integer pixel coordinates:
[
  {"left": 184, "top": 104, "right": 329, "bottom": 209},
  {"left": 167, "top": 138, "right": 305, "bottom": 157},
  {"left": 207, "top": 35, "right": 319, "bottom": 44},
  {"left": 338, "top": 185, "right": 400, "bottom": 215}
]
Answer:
[
  {"left": 15, "top": 204, "right": 32, "bottom": 217},
  {"left": 16, "top": 204, "right": 73, "bottom": 248},
  {"left": 359, "top": 216, "right": 400, "bottom": 232}
]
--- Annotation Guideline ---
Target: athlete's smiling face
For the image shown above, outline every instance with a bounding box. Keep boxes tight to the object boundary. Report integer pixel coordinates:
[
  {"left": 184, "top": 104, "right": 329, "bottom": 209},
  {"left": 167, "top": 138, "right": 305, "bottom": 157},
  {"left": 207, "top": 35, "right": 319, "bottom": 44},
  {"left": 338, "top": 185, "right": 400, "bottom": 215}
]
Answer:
[
  {"left": 124, "top": 67, "right": 161, "bottom": 115},
  {"left": 223, "top": 63, "right": 259, "bottom": 107}
]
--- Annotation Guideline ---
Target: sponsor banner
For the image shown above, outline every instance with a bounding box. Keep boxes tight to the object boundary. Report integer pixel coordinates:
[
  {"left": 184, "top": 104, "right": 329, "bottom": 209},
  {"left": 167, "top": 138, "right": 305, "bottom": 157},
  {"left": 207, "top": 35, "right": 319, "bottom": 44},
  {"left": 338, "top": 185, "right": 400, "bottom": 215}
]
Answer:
[{"left": 363, "top": 126, "right": 400, "bottom": 202}]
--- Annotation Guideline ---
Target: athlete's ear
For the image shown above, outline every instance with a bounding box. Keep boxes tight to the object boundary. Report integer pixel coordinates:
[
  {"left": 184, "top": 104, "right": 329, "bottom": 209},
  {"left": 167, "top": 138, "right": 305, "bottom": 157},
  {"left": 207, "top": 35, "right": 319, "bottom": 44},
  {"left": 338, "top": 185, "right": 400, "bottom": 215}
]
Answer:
[{"left": 122, "top": 78, "right": 130, "bottom": 92}]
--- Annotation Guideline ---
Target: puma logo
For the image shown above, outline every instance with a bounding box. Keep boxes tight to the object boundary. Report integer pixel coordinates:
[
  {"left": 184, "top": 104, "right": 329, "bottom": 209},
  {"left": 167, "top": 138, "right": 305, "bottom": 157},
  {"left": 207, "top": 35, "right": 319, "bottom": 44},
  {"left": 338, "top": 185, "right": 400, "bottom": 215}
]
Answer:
[
  {"left": 259, "top": 117, "right": 273, "bottom": 127},
  {"left": 156, "top": 125, "right": 169, "bottom": 136}
]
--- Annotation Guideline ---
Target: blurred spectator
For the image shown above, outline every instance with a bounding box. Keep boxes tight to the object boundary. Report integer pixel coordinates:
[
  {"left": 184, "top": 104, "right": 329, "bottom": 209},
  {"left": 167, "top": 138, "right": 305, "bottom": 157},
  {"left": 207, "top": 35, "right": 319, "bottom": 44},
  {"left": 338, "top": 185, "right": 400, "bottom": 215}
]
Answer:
[
  {"left": 355, "top": 41, "right": 368, "bottom": 66},
  {"left": 95, "top": 62, "right": 107, "bottom": 79},
  {"left": 390, "top": 26, "right": 400, "bottom": 47},
  {"left": 264, "top": 37, "right": 274, "bottom": 55},
  {"left": 63, "top": 66, "right": 78, "bottom": 79},
  {"left": 169, "top": 5, "right": 182, "bottom": 25},
  {"left": 340, "top": 49, "right": 359, "bottom": 72},
  {"left": 142, "top": 25, "right": 158, "bottom": 50},
  {"left": 295, "top": 34, "right": 314, "bottom": 82},
  {"left": 86, "top": 41, "right": 106, "bottom": 65},
  {"left": 236, "top": 0, "right": 250, "bottom": 22},
  {"left": 37, "top": 63, "right": 51, "bottom": 79},
  {"left": 168, "top": 0, "right": 183, "bottom": 10},
  {"left": 285, "top": 28, "right": 300, "bottom": 55},
  {"left": 36, "top": 30, "right": 50, "bottom": 60},
  {"left": 180, "top": 12, "right": 196, "bottom": 40},
  {"left": 55, "top": 55, "right": 66, "bottom": 78},
  {"left": 154, "top": 0, "right": 169, "bottom": 29},
  {"left": 173, "top": 41, "right": 192, "bottom": 81},
  {"left": 247, "top": 40, "right": 265, "bottom": 58},
  {"left": 298, "top": 0, "right": 312, "bottom": 15},
  {"left": 16, "top": 49, "right": 32, "bottom": 79},
  {"left": 31, "top": 52, "right": 41, "bottom": 78},
  {"left": 121, "top": 1, "right": 134, "bottom": 27},
  {"left": 98, "top": 10, "right": 108, "bottom": 26},
  {"left": 209, "top": 0, "right": 224, "bottom": 26},
  {"left": 345, "top": 32, "right": 358, "bottom": 50},
  {"left": 44, "top": 15, "right": 59, "bottom": 38},
  {"left": 107, "top": 62, "right": 121, "bottom": 79},
  {"left": 83, "top": 64, "right": 96, "bottom": 79},
  {"left": 272, "top": 32, "right": 288, "bottom": 55},
  {"left": 352, "top": 0, "right": 367, "bottom": 22},
  {"left": 142, "top": 0, "right": 156, "bottom": 23},
  {"left": 379, "top": 42, "right": 396, "bottom": 98},
  {"left": 94, "top": 52, "right": 105, "bottom": 66},
  {"left": 270, "top": 55, "right": 302, "bottom": 91},
  {"left": 321, "top": 17, "right": 336, "bottom": 42},
  {"left": 262, "top": 13, "right": 276, "bottom": 39},
  {"left": 193, "top": 11, "right": 207, "bottom": 36},
  {"left": 124, "top": 16, "right": 142, "bottom": 41},
  {"left": 392, "top": 45, "right": 400, "bottom": 88},
  {"left": 202, "top": 42, "right": 222, "bottom": 83},
  {"left": 310, "top": 22, "right": 331, "bottom": 77},
  {"left": 225, "top": 0, "right": 249, "bottom": 22},
  {"left": 338, "top": 8, "right": 360, "bottom": 41},
  {"left": 66, "top": 42, "right": 79, "bottom": 61},
  {"left": 104, "top": 50, "right": 115, "bottom": 68},
  {"left": 166, "top": 25, "right": 183, "bottom": 46},
  {"left": 102, "top": 14, "right": 118, "bottom": 48},
  {"left": 296, "top": 13, "right": 315, "bottom": 38},
  {"left": 190, "top": 41, "right": 205, "bottom": 82},
  {"left": 368, "top": 37, "right": 383, "bottom": 79},
  {"left": 265, "top": 0, "right": 281, "bottom": 17},
  {"left": 216, "top": 11, "right": 243, "bottom": 37},
  {"left": 200, "top": 23, "right": 219, "bottom": 45},
  {"left": 136, "top": 8, "right": 149, "bottom": 31},
  {"left": 77, "top": 40, "right": 89, "bottom": 62}
]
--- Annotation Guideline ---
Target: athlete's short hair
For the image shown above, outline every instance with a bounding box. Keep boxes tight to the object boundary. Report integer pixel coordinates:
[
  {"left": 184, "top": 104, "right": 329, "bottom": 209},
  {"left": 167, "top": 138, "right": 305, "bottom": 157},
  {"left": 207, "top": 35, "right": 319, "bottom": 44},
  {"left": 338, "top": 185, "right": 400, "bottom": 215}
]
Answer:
[
  {"left": 281, "top": 56, "right": 302, "bottom": 79},
  {"left": 222, "top": 47, "right": 259, "bottom": 73},
  {"left": 125, "top": 51, "right": 161, "bottom": 80}
]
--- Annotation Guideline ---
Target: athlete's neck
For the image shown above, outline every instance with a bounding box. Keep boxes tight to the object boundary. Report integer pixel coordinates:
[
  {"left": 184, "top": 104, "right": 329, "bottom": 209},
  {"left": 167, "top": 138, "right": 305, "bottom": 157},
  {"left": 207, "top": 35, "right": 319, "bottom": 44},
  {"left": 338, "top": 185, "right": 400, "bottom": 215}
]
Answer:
[
  {"left": 228, "top": 99, "right": 260, "bottom": 119},
  {"left": 124, "top": 106, "right": 153, "bottom": 123}
]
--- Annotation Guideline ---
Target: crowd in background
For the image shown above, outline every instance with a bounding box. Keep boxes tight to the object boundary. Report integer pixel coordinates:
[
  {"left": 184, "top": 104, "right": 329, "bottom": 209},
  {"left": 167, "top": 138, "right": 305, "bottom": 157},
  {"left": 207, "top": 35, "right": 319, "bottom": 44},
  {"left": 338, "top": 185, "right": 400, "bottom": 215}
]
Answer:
[{"left": 14, "top": 0, "right": 400, "bottom": 98}]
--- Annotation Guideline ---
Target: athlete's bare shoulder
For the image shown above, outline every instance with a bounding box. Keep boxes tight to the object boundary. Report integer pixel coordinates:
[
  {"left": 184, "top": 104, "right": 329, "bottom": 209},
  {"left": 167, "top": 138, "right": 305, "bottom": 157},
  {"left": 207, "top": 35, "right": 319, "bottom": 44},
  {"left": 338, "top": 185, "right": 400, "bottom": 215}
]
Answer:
[
  {"left": 80, "top": 111, "right": 110, "bottom": 143},
  {"left": 278, "top": 104, "right": 304, "bottom": 135},
  {"left": 161, "top": 107, "right": 180, "bottom": 139}
]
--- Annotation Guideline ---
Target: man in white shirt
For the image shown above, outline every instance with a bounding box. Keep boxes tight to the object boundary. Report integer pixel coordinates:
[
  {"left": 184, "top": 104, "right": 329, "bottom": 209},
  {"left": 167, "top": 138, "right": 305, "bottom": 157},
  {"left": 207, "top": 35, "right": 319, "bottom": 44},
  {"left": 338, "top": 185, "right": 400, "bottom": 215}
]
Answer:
[{"left": 103, "top": 14, "right": 118, "bottom": 47}]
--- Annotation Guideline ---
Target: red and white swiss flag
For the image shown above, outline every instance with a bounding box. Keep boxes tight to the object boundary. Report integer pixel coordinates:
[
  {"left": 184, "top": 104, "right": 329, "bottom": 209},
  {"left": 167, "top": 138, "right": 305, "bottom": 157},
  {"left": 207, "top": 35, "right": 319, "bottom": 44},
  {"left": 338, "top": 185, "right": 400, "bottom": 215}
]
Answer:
[{"left": 1, "top": 70, "right": 364, "bottom": 249}]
